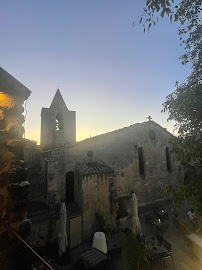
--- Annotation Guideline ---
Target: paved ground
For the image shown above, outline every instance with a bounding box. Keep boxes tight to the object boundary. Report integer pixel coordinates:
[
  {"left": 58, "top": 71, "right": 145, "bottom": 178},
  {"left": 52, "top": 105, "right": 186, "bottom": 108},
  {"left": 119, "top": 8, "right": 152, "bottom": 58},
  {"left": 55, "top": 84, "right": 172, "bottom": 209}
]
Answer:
[
  {"left": 61, "top": 204, "right": 202, "bottom": 270},
  {"left": 163, "top": 232, "right": 202, "bottom": 270},
  {"left": 66, "top": 225, "right": 202, "bottom": 270}
]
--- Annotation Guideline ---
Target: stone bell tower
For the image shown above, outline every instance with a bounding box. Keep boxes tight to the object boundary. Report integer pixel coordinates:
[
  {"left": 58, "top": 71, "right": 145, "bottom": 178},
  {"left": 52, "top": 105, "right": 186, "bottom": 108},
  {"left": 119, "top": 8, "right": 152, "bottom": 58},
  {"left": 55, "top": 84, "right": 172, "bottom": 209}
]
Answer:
[{"left": 40, "top": 89, "right": 76, "bottom": 149}]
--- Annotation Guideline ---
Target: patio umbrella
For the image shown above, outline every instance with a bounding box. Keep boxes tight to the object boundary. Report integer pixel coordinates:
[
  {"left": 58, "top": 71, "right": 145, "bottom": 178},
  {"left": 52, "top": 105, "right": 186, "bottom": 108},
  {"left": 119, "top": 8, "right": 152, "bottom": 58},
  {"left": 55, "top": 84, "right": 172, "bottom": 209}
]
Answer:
[
  {"left": 57, "top": 202, "right": 68, "bottom": 256},
  {"left": 131, "top": 192, "right": 142, "bottom": 236}
]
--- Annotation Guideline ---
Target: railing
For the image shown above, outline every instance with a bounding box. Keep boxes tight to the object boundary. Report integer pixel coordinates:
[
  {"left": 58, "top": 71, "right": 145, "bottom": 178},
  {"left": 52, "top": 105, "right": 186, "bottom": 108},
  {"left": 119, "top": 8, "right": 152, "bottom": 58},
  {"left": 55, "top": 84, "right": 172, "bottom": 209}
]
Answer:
[{"left": 9, "top": 227, "right": 55, "bottom": 270}]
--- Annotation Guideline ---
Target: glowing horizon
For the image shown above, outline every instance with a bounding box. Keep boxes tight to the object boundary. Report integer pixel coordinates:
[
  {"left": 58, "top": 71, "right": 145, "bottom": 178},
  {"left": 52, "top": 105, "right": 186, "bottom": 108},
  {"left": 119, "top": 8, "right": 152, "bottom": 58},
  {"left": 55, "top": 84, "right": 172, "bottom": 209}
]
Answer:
[{"left": 1, "top": 0, "right": 190, "bottom": 145}]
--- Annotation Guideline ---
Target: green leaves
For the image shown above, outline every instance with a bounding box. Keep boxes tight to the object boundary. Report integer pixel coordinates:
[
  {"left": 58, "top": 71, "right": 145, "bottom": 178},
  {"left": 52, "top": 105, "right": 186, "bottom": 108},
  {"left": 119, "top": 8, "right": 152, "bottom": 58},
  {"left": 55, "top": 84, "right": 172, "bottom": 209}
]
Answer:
[
  {"left": 136, "top": 0, "right": 202, "bottom": 216},
  {"left": 127, "top": 234, "right": 153, "bottom": 270}
]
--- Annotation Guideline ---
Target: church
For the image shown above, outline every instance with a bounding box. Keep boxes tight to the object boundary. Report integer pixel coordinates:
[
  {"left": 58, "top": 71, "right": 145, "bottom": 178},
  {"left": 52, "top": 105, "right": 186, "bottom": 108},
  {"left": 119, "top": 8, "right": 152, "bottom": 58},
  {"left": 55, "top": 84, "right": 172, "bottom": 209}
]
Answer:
[{"left": 26, "top": 89, "right": 184, "bottom": 247}]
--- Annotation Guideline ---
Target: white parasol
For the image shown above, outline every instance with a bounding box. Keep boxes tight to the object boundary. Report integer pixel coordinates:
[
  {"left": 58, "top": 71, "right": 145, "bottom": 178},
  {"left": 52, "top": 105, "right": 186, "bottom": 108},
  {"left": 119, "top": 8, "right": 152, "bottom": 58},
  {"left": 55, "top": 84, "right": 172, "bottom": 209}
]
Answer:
[
  {"left": 131, "top": 192, "right": 142, "bottom": 236},
  {"left": 57, "top": 202, "right": 68, "bottom": 256}
]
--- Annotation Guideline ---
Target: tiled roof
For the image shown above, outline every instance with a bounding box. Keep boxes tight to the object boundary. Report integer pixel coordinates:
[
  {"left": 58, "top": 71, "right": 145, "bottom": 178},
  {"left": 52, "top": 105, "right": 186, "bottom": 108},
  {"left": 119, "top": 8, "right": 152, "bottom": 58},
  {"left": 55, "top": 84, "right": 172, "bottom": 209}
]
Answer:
[{"left": 76, "top": 162, "right": 114, "bottom": 176}]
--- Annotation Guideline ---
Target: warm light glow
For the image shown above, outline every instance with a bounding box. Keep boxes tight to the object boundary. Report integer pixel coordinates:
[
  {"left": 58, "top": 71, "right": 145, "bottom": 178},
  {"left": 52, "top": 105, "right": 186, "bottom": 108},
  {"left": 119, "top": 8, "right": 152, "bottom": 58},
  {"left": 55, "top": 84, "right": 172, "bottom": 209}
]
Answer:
[
  {"left": 77, "top": 129, "right": 108, "bottom": 142},
  {"left": 158, "top": 218, "right": 161, "bottom": 224},
  {"left": 161, "top": 209, "right": 164, "bottom": 213},
  {"left": 0, "top": 92, "right": 15, "bottom": 108}
]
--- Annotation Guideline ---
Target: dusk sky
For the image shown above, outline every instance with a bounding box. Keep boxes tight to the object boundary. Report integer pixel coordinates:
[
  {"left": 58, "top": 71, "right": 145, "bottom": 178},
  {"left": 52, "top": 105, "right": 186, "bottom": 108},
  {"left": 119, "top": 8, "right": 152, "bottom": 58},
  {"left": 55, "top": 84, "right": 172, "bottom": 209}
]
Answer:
[{"left": 1, "top": 0, "right": 190, "bottom": 144}]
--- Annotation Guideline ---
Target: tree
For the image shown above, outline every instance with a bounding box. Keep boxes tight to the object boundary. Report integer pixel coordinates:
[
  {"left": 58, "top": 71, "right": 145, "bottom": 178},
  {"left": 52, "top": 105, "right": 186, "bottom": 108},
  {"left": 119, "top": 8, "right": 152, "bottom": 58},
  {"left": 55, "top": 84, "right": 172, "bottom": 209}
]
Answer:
[
  {"left": 136, "top": 0, "right": 202, "bottom": 214},
  {"left": 127, "top": 234, "right": 153, "bottom": 270}
]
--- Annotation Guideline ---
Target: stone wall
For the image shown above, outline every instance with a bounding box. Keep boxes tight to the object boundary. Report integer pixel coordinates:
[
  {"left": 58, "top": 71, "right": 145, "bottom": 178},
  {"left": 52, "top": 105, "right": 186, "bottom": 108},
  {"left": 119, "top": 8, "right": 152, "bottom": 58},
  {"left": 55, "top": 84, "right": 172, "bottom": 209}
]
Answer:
[
  {"left": 41, "top": 91, "right": 76, "bottom": 150},
  {"left": 77, "top": 172, "right": 115, "bottom": 240},
  {"left": 41, "top": 108, "right": 76, "bottom": 150},
  {"left": 41, "top": 148, "right": 65, "bottom": 204},
  {"left": 0, "top": 91, "right": 30, "bottom": 269},
  {"left": 24, "top": 142, "right": 45, "bottom": 201},
  {"left": 66, "top": 121, "right": 183, "bottom": 205},
  {"left": 39, "top": 120, "right": 184, "bottom": 242}
]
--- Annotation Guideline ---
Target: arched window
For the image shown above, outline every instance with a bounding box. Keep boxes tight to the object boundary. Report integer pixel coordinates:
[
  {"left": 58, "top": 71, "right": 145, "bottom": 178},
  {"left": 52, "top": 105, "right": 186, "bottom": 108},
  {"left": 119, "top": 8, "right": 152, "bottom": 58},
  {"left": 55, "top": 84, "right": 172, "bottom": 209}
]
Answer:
[
  {"left": 66, "top": 171, "right": 74, "bottom": 203},
  {"left": 166, "top": 147, "right": 171, "bottom": 172},
  {"left": 138, "top": 147, "right": 144, "bottom": 175},
  {"left": 55, "top": 113, "right": 63, "bottom": 131}
]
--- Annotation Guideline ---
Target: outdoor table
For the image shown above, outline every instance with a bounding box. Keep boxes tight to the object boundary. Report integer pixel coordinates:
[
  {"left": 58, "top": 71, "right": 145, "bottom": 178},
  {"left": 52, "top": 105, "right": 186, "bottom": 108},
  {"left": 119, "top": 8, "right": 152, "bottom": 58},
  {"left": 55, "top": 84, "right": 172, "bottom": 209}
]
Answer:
[
  {"left": 185, "top": 234, "right": 202, "bottom": 262},
  {"left": 152, "top": 244, "right": 168, "bottom": 255},
  {"left": 186, "top": 234, "right": 202, "bottom": 248},
  {"left": 146, "top": 235, "right": 167, "bottom": 255},
  {"left": 147, "top": 239, "right": 168, "bottom": 266}
]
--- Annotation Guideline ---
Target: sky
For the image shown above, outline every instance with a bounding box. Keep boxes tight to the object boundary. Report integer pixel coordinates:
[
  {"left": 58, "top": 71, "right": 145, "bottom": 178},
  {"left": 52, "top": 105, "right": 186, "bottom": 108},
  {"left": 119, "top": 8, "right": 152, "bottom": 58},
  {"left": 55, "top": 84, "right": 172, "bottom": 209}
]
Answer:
[{"left": 0, "top": 0, "right": 191, "bottom": 144}]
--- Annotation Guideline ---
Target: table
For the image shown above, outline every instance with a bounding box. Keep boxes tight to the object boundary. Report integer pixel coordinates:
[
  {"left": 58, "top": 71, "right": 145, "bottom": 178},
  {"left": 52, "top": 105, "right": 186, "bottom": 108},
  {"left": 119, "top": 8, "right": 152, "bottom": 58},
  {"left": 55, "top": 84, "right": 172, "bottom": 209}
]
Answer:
[
  {"left": 146, "top": 235, "right": 168, "bottom": 255},
  {"left": 152, "top": 245, "right": 168, "bottom": 255},
  {"left": 185, "top": 234, "right": 202, "bottom": 263},
  {"left": 186, "top": 234, "right": 202, "bottom": 248}
]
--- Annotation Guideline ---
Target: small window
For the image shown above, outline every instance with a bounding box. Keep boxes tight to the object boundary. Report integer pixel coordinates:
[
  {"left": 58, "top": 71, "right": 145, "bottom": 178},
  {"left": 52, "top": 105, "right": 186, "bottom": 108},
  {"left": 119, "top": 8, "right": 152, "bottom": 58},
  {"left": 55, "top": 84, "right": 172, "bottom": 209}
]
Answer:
[
  {"left": 138, "top": 147, "right": 144, "bottom": 175},
  {"left": 55, "top": 113, "right": 63, "bottom": 130},
  {"left": 166, "top": 147, "right": 171, "bottom": 172}
]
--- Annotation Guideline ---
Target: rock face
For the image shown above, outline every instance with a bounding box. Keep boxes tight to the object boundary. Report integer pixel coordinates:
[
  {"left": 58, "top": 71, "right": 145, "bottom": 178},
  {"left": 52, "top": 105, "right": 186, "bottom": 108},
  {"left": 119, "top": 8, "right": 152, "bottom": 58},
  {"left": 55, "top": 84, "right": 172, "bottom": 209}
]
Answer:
[{"left": 0, "top": 67, "right": 31, "bottom": 269}]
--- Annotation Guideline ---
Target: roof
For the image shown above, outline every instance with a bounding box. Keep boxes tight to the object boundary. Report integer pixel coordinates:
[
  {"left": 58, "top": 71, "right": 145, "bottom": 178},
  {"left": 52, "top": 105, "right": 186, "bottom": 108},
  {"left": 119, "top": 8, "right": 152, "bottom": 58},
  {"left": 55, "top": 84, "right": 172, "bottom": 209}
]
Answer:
[
  {"left": 50, "top": 89, "right": 68, "bottom": 110},
  {"left": 76, "top": 162, "right": 114, "bottom": 176},
  {"left": 0, "top": 67, "right": 31, "bottom": 99},
  {"left": 67, "top": 120, "right": 174, "bottom": 150}
]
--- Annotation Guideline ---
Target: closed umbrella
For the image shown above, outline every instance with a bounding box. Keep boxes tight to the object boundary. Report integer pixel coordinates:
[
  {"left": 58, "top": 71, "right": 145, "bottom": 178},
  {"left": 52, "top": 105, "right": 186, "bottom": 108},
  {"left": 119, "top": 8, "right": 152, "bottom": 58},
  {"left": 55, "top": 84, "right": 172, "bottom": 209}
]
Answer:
[
  {"left": 131, "top": 192, "right": 142, "bottom": 236},
  {"left": 58, "top": 202, "right": 68, "bottom": 256}
]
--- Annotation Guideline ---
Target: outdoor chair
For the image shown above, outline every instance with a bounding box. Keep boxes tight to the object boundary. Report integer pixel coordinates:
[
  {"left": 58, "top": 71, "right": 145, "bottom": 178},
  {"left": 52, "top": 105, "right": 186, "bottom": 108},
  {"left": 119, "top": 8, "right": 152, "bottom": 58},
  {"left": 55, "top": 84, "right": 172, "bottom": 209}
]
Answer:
[{"left": 161, "top": 239, "right": 174, "bottom": 269}]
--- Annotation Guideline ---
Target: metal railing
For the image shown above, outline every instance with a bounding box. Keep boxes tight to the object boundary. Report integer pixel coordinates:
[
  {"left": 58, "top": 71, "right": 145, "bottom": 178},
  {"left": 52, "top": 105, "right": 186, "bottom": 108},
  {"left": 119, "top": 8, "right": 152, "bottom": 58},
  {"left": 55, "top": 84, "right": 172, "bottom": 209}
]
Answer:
[{"left": 9, "top": 227, "right": 55, "bottom": 270}]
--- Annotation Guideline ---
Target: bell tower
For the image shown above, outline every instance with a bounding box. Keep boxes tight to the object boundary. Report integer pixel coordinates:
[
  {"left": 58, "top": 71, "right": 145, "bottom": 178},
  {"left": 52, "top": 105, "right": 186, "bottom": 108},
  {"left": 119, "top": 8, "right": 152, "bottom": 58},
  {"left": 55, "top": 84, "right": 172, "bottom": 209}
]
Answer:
[{"left": 40, "top": 89, "right": 76, "bottom": 149}]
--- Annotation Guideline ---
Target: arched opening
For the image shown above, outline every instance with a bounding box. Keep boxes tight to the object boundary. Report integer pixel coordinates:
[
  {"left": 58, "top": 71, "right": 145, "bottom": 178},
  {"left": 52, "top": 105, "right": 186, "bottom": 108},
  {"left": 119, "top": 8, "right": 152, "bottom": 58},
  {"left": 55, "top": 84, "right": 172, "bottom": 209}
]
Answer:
[
  {"left": 55, "top": 112, "right": 64, "bottom": 131},
  {"left": 138, "top": 147, "right": 144, "bottom": 175},
  {"left": 66, "top": 171, "right": 74, "bottom": 203}
]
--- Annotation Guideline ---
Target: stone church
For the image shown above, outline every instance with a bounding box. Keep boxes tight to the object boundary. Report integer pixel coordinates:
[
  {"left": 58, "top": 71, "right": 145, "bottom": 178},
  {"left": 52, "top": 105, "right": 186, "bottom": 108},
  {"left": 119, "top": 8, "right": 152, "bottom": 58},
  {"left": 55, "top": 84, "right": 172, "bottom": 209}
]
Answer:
[{"left": 27, "top": 89, "right": 183, "bottom": 247}]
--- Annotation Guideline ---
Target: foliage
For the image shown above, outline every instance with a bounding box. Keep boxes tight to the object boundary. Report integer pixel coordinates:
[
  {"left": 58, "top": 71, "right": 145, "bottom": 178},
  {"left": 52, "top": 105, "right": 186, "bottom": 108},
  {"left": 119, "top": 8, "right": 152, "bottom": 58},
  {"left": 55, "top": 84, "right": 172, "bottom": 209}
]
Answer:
[
  {"left": 127, "top": 234, "right": 154, "bottom": 270},
  {"left": 163, "top": 80, "right": 202, "bottom": 167},
  {"left": 135, "top": 0, "right": 202, "bottom": 212},
  {"left": 162, "top": 180, "right": 202, "bottom": 217}
]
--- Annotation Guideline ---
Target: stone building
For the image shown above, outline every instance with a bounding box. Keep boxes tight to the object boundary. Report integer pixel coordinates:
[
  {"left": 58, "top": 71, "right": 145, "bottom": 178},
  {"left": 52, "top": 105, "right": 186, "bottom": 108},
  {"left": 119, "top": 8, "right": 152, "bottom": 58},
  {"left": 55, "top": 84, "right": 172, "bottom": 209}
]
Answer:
[
  {"left": 41, "top": 89, "right": 76, "bottom": 150},
  {"left": 75, "top": 162, "right": 115, "bottom": 240},
  {"left": 38, "top": 90, "right": 184, "bottom": 244},
  {"left": 0, "top": 67, "right": 31, "bottom": 269}
]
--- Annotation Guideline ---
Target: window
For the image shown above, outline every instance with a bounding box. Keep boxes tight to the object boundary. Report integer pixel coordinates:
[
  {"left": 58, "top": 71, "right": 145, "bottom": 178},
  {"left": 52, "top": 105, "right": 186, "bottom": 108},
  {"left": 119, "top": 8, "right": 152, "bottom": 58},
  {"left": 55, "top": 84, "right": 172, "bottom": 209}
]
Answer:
[
  {"left": 166, "top": 147, "right": 171, "bottom": 172},
  {"left": 134, "top": 145, "right": 138, "bottom": 160},
  {"left": 55, "top": 113, "right": 64, "bottom": 130},
  {"left": 138, "top": 147, "right": 144, "bottom": 175}
]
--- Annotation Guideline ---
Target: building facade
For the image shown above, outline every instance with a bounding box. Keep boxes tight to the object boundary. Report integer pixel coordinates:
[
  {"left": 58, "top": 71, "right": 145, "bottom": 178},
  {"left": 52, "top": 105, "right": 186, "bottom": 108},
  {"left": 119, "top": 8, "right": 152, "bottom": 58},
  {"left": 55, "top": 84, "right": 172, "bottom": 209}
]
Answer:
[{"left": 38, "top": 90, "right": 184, "bottom": 242}]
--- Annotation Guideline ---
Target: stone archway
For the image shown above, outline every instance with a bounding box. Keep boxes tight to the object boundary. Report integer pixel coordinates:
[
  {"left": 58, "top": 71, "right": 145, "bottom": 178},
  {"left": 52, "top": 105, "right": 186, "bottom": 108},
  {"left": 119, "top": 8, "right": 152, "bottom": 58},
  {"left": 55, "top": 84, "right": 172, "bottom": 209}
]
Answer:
[{"left": 66, "top": 171, "right": 74, "bottom": 203}]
